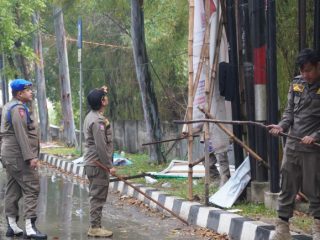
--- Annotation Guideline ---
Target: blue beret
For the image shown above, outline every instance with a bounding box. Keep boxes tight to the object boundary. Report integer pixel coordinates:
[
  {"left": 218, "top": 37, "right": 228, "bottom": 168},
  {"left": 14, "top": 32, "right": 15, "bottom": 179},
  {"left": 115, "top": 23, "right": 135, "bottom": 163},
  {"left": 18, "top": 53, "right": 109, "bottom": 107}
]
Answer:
[{"left": 10, "top": 79, "right": 32, "bottom": 91}]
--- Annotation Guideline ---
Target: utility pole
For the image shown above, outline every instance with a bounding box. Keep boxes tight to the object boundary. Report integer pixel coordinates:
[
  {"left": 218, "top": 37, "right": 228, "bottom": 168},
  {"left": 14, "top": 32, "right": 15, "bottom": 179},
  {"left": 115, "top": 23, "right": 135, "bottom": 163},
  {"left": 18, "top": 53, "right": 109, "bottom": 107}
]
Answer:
[
  {"left": 238, "top": 0, "right": 256, "bottom": 179},
  {"left": 266, "top": 0, "right": 280, "bottom": 193},
  {"left": 77, "top": 17, "right": 83, "bottom": 155},
  {"left": 314, "top": 0, "right": 320, "bottom": 52},
  {"left": 0, "top": 52, "right": 8, "bottom": 105},
  {"left": 226, "top": 0, "right": 244, "bottom": 168},
  {"left": 298, "top": 0, "right": 306, "bottom": 50},
  {"left": 251, "top": 0, "right": 268, "bottom": 181}
]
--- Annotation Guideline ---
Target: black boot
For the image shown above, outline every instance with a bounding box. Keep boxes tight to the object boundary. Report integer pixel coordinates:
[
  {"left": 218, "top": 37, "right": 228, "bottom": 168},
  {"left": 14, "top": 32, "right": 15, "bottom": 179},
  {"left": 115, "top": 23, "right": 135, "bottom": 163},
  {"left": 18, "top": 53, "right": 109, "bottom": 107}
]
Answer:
[
  {"left": 6, "top": 216, "right": 23, "bottom": 237},
  {"left": 24, "top": 218, "right": 47, "bottom": 239}
]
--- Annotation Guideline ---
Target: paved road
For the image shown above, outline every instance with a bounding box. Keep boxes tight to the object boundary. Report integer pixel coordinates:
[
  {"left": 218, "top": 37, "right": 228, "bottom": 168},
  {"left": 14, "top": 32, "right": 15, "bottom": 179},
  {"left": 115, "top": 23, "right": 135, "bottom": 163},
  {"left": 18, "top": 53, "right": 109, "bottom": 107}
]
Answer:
[{"left": 0, "top": 167, "right": 219, "bottom": 240}]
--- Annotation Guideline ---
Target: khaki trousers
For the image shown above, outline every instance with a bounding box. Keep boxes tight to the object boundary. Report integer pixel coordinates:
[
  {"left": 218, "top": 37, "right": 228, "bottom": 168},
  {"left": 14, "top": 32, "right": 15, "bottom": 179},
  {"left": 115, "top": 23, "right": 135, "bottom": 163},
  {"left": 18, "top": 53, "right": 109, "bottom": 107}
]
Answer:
[
  {"left": 4, "top": 156, "right": 40, "bottom": 219},
  {"left": 209, "top": 151, "right": 230, "bottom": 180},
  {"left": 85, "top": 166, "right": 110, "bottom": 228},
  {"left": 278, "top": 147, "right": 320, "bottom": 218}
]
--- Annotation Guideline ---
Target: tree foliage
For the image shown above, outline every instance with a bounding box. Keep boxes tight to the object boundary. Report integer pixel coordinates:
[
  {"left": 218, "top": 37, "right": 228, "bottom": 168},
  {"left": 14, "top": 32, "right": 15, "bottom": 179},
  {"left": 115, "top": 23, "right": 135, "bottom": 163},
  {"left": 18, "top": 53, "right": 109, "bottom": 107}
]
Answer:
[
  {"left": 276, "top": 0, "right": 315, "bottom": 111},
  {"left": 0, "top": 0, "right": 317, "bottom": 130},
  {"left": 0, "top": 0, "right": 46, "bottom": 78}
]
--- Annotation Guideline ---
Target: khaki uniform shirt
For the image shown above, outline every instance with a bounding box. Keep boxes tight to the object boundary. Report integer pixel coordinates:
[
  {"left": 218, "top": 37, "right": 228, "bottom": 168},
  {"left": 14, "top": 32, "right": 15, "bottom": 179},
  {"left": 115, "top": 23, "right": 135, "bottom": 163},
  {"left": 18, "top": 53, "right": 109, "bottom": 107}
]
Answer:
[
  {"left": 279, "top": 76, "right": 320, "bottom": 152},
  {"left": 0, "top": 98, "right": 39, "bottom": 161},
  {"left": 83, "top": 110, "right": 113, "bottom": 168}
]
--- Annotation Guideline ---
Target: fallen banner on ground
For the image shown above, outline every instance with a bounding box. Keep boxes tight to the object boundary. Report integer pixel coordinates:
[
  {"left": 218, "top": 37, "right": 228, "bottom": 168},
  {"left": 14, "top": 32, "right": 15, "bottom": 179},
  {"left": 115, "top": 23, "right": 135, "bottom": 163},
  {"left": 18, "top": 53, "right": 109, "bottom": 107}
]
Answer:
[
  {"left": 209, "top": 156, "right": 251, "bottom": 208},
  {"left": 149, "top": 160, "right": 235, "bottom": 179}
]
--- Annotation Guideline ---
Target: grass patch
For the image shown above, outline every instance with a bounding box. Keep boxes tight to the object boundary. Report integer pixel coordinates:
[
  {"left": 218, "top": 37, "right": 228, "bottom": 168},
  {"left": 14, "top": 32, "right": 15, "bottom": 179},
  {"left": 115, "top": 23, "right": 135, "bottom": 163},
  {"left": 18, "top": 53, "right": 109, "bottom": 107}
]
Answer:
[
  {"left": 231, "top": 202, "right": 277, "bottom": 219},
  {"left": 41, "top": 145, "right": 80, "bottom": 160},
  {"left": 291, "top": 212, "right": 313, "bottom": 234}
]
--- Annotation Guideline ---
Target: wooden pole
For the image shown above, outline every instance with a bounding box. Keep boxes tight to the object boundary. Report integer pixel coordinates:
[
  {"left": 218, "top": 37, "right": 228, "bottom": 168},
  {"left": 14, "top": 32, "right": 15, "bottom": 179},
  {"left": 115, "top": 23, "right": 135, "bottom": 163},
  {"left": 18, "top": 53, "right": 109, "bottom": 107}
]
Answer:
[
  {"left": 192, "top": 23, "right": 211, "bottom": 98},
  {"left": 186, "top": 107, "right": 269, "bottom": 168},
  {"left": 187, "top": 0, "right": 195, "bottom": 201},
  {"left": 204, "top": 0, "right": 211, "bottom": 206},
  {"left": 175, "top": 118, "right": 320, "bottom": 149},
  {"left": 142, "top": 134, "right": 199, "bottom": 146},
  {"left": 93, "top": 160, "right": 189, "bottom": 225}
]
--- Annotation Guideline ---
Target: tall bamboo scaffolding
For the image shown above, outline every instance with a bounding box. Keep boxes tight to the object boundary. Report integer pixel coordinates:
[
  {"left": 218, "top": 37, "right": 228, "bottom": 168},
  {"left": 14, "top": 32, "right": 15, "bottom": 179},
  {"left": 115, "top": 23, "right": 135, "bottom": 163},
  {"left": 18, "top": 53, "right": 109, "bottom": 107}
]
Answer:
[{"left": 187, "top": 0, "right": 195, "bottom": 200}]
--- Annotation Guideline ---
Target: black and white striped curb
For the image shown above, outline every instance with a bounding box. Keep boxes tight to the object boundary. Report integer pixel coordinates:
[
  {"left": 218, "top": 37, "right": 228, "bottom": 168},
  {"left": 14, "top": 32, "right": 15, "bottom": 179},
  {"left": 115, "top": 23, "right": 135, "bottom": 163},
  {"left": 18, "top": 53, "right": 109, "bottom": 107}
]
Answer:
[{"left": 39, "top": 153, "right": 312, "bottom": 240}]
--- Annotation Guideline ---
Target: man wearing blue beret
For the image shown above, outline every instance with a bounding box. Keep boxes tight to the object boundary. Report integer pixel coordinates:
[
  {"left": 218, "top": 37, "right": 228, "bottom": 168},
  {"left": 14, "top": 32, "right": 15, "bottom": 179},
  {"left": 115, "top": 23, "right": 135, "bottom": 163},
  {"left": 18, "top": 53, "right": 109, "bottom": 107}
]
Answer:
[{"left": 0, "top": 79, "right": 47, "bottom": 239}]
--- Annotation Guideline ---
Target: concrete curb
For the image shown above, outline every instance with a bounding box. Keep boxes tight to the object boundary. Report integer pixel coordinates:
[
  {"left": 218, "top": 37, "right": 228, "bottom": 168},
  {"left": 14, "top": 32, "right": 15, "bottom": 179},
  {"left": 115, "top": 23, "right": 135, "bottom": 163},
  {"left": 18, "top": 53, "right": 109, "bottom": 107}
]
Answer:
[{"left": 39, "top": 153, "right": 312, "bottom": 240}]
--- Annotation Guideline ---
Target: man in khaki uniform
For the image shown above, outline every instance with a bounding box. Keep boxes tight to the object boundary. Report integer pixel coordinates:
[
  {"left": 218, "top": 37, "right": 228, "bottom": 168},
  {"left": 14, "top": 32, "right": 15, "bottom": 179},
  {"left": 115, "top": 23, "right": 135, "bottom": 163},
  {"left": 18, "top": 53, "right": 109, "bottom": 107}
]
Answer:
[
  {"left": 268, "top": 49, "right": 320, "bottom": 240},
  {"left": 83, "top": 86, "right": 116, "bottom": 238},
  {"left": 1, "top": 79, "right": 46, "bottom": 239}
]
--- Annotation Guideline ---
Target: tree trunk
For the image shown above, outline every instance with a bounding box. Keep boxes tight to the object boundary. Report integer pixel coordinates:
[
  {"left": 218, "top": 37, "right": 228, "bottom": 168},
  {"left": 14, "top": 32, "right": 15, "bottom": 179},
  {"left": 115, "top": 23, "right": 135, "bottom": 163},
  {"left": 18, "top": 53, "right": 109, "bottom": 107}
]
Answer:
[
  {"left": 130, "top": 0, "right": 163, "bottom": 163},
  {"left": 53, "top": 7, "right": 78, "bottom": 147},
  {"left": 33, "top": 12, "right": 49, "bottom": 142}
]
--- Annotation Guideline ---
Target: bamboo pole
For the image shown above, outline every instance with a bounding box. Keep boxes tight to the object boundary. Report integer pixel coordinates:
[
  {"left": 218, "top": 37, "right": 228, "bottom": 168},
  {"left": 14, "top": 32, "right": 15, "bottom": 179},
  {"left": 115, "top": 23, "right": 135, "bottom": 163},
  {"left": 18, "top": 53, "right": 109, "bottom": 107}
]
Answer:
[
  {"left": 204, "top": 0, "right": 211, "bottom": 206},
  {"left": 208, "top": 16, "right": 224, "bottom": 110},
  {"left": 192, "top": 23, "right": 211, "bottom": 98},
  {"left": 176, "top": 107, "right": 270, "bottom": 168},
  {"left": 93, "top": 160, "right": 189, "bottom": 225},
  {"left": 189, "top": 155, "right": 205, "bottom": 168},
  {"left": 201, "top": 108, "right": 269, "bottom": 168},
  {"left": 142, "top": 134, "right": 199, "bottom": 146},
  {"left": 187, "top": 0, "right": 195, "bottom": 201},
  {"left": 175, "top": 118, "right": 320, "bottom": 148}
]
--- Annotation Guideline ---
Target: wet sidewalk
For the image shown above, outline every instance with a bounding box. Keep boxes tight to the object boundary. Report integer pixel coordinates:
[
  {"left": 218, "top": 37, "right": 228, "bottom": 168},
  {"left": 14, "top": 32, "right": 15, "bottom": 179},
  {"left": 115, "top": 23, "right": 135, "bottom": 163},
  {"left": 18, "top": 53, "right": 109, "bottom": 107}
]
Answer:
[{"left": 0, "top": 167, "right": 216, "bottom": 240}]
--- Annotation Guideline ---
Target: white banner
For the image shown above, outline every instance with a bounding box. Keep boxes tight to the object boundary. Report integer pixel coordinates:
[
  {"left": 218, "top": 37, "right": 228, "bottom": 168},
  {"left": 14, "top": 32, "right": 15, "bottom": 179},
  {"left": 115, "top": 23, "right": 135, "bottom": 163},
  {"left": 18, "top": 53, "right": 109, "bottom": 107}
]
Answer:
[
  {"left": 192, "top": 0, "right": 207, "bottom": 133},
  {"left": 192, "top": 0, "right": 232, "bottom": 153}
]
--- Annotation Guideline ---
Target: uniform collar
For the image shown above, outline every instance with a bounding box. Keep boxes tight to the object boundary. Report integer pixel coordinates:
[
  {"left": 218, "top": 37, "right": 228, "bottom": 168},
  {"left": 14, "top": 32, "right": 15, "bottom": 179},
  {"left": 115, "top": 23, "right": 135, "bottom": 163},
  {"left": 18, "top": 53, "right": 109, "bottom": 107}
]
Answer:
[
  {"left": 91, "top": 110, "right": 105, "bottom": 120},
  {"left": 12, "top": 97, "right": 23, "bottom": 105}
]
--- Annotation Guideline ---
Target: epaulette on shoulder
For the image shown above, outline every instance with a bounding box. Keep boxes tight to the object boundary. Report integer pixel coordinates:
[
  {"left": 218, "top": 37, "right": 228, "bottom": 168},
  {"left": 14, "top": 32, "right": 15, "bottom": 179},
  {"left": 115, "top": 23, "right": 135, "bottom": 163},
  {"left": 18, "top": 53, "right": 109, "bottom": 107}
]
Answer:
[{"left": 292, "top": 75, "right": 302, "bottom": 83}]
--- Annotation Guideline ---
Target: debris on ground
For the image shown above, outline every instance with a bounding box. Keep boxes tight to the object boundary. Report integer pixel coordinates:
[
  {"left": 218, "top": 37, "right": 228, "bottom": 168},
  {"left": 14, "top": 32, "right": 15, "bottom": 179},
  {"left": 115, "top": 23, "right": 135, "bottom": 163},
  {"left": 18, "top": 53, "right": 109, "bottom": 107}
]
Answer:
[{"left": 118, "top": 195, "right": 228, "bottom": 239}]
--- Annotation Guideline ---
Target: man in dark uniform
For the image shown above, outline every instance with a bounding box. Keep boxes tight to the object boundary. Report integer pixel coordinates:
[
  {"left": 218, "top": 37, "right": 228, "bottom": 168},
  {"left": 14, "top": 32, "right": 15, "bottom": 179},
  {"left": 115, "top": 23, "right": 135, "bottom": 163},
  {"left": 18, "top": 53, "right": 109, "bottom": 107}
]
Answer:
[
  {"left": 1, "top": 79, "right": 47, "bottom": 239},
  {"left": 83, "top": 86, "right": 116, "bottom": 238},
  {"left": 268, "top": 49, "right": 320, "bottom": 240}
]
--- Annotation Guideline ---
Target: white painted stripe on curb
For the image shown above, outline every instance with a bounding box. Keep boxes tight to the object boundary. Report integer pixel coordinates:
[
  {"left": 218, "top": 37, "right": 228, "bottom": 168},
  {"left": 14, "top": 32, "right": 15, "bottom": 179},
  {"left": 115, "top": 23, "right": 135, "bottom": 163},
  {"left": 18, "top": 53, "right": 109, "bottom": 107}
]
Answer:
[
  {"left": 149, "top": 191, "right": 166, "bottom": 208},
  {"left": 56, "top": 159, "right": 61, "bottom": 168},
  {"left": 196, "top": 207, "right": 220, "bottom": 228},
  {"left": 67, "top": 163, "right": 72, "bottom": 172},
  {"left": 240, "top": 221, "right": 266, "bottom": 240},
  {"left": 217, "top": 213, "right": 240, "bottom": 236},
  {"left": 61, "top": 161, "right": 66, "bottom": 170},
  {"left": 127, "top": 185, "right": 135, "bottom": 196},
  {"left": 72, "top": 164, "right": 78, "bottom": 175},
  {"left": 118, "top": 181, "right": 125, "bottom": 192},
  {"left": 136, "top": 187, "right": 154, "bottom": 202},
  {"left": 180, "top": 201, "right": 201, "bottom": 220},
  {"left": 137, "top": 193, "right": 145, "bottom": 202},
  {"left": 78, "top": 167, "right": 84, "bottom": 177},
  {"left": 164, "top": 196, "right": 179, "bottom": 212}
]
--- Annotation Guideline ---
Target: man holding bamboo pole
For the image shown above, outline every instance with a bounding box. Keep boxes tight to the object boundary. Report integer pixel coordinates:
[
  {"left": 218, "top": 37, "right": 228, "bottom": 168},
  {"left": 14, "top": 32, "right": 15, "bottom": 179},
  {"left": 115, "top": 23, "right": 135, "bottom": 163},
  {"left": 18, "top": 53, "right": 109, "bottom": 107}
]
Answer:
[
  {"left": 268, "top": 49, "right": 320, "bottom": 240},
  {"left": 83, "top": 86, "right": 116, "bottom": 238}
]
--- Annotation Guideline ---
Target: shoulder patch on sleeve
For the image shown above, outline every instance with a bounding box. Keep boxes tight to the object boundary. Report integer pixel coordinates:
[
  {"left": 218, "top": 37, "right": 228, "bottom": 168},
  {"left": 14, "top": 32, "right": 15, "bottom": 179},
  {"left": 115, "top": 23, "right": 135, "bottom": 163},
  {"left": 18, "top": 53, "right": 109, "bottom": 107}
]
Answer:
[
  {"left": 100, "top": 123, "right": 105, "bottom": 131},
  {"left": 293, "top": 83, "right": 304, "bottom": 92},
  {"left": 105, "top": 118, "right": 110, "bottom": 127},
  {"left": 18, "top": 108, "right": 25, "bottom": 118}
]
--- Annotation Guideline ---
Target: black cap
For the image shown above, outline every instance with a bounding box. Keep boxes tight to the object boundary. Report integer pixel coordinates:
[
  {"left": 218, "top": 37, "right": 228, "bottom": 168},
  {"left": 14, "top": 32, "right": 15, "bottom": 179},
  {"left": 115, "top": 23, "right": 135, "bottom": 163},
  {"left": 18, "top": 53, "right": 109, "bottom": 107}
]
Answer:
[{"left": 87, "top": 89, "right": 106, "bottom": 110}]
